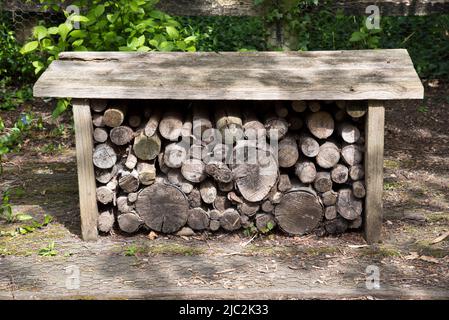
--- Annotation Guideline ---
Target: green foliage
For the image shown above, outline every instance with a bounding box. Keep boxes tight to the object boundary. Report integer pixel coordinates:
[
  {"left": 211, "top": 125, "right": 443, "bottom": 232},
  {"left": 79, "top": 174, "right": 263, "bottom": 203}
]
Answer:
[
  {"left": 0, "top": 189, "right": 32, "bottom": 223},
  {"left": 0, "top": 83, "right": 33, "bottom": 111},
  {"left": 38, "top": 241, "right": 58, "bottom": 256},
  {"left": 0, "top": 112, "right": 36, "bottom": 160},
  {"left": 21, "top": 0, "right": 198, "bottom": 75},
  {"left": 179, "top": 16, "right": 266, "bottom": 51},
  {"left": 124, "top": 245, "right": 138, "bottom": 256},
  {"left": 0, "top": 15, "right": 36, "bottom": 87}
]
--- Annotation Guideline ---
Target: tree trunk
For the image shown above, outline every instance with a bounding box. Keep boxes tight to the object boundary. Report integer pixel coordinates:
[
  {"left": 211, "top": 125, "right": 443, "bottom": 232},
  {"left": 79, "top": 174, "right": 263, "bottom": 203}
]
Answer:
[
  {"left": 219, "top": 208, "right": 241, "bottom": 231},
  {"left": 93, "top": 143, "right": 117, "bottom": 169},
  {"left": 352, "top": 180, "right": 366, "bottom": 198},
  {"left": 341, "top": 144, "right": 363, "bottom": 166},
  {"left": 278, "top": 135, "right": 299, "bottom": 168},
  {"left": 336, "top": 188, "right": 362, "bottom": 220},
  {"left": 117, "top": 212, "right": 142, "bottom": 233},
  {"left": 295, "top": 161, "right": 317, "bottom": 184},
  {"left": 133, "top": 131, "right": 161, "bottom": 161},
  {"left": 314, "top": 172, "right": 333, "bottom": 193},
  {"left": 93, "top": 127, "right": 108, "bottom": 143},
  {"left": 103, "top": 104, "right": 127, "bottom": 127},
  {"left": 159, "top": 110, "right": 184, "bottom": 141},
  {"left": 96, "top": 186, "right": 114, "bottom": 204},
  {"left": 110, "top": 126, "right": 134, "bottom": 146},
  {"left": 181, "top": 158, "right": 207, "bottom": 183},
  {"left": 338, "top": 122, "right": 361, "bottom": 144},
  {"left": 307, "top": 111, "right": 334, "bottom": 139},
  {"left": 200, "top": 179, "right": 217, "bottom": 204},
  {"left": 187, "top": 207, "right": 210, "bottom": 231},
  {"left": 321, "top": 190, "right": 338, "bottom": 206},
  {"left": 316, "top": 142, "right": 340, "bottom": 169},
  {"left": 331, "top": 164, "right": 349, "bottom": 184},
  {"left": 349, "top": 164, "right": 365, "bottom": 181},
  {"left": 299, "top": 134, "right": 319, "bottom": 158}
]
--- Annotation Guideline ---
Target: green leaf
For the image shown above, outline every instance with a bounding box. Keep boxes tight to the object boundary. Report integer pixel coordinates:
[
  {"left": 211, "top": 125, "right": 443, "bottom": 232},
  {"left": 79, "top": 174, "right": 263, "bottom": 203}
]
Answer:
[
  {"left": 166, "top": 26, "right": 179, "bottom": 40},
  {"left": 15, "top": 214, "right": 33, "bottom": 221},
  {"left": 72, "top": 39, "right": 84, "bottom": 47},
  {"left": 159, "top": 41, "right": 174, "bottom": 51},
  {"left": 33, "top": 26, "right": 48, "bottom": 41},
  {"left": 136, "top": 35, "right": 145, "bottom": 47},
  {"left": 58, "top": 23, "right": 72, "bottom": 42},
  {"left": 94, "top": 4, "right": 105, "bottom": 17},
  {"left": 48, "top": 27, "right": 59, "bottom": 35},
  {"left": 69, "top": 15, "right": 90, "bottom": 23},
  {"left": 20, "top": 41, "right": 39, "bottom": 54},
  {"left": 184, "top": 35, "right": 197, "bottom": 43},
  {"left": 52, "top": 99, "right": 70, "bottom": 118},
  {"left": 349, "top": 31, "right": 365, "bottom": 42},
  {"left": 32, "top": 61, "right": 45, "bottom": 74},
  {"left": 70, "top": 30, "right": 87, "bottom": 38}
]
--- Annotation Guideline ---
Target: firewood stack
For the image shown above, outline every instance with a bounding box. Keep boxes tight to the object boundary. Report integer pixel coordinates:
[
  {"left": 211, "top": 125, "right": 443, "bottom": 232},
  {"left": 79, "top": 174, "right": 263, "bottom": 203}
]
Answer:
[{"left": 91, "top": 99, "right": 366, "bottom": 236}]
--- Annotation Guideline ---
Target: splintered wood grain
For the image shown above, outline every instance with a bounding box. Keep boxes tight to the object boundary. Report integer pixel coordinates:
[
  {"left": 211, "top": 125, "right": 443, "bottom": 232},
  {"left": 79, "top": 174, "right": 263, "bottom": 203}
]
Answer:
[{"left": 34, "top": 50, "right": 424, "bottom": 101}]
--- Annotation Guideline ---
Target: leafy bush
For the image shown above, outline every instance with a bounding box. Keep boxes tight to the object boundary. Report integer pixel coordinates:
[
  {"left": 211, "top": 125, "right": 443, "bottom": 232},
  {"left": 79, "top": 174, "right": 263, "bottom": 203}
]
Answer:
[{"left": 21, "top": 0, "right": 198, "bottom": 74}]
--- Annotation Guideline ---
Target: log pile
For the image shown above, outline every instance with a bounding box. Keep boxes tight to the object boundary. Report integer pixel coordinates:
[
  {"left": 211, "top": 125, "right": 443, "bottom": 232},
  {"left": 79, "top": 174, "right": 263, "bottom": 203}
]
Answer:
[{"left": 91, "top": 99, "right": 366, "bottom": 236}]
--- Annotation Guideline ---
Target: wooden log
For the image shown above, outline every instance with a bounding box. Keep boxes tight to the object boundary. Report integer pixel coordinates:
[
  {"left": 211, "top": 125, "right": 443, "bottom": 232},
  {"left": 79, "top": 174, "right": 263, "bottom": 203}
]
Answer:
[
  {"left": 90, "top": 99, "right": 108, "bottom": 113},
  {"left": 93, "top": 127, "right": 108, "bottom": 143},
  {"left": 331, "top": 164, "right": 349, "bottom": 184},
  {"left": 95, "top": 167, "right": 115, "bottom": 184},
  {"left": 92, "top": 113, "right": 105, "bottom": 127},
  {"left": 291, "top": 101, "right": 307, "bottom": 113},
  {"left": 336, "top": 188, "right": 363, "bottom": 220},
  {"left": 213, "top": 194, "right": 232, "bottom": 212},
  {"left": 242, "top": 109, "right": 265, "bottom": 139},
  {"left": 264, "top": 114, "right": 289, "bottom": 140},
  {"left": 299, "top": 134, "right": 319, "bottom": 158},
  {"left": 278, "top": 135, "right": 299, "bottom": 168},
  {"left": 352, "top": 180, "right": 366, "bottom": 199},
  {"left": 144, "top": 109, "right": 162, "bottom": 137},
  {"left": 98, "top": 210, "right": 115, "bottom": 233},
  {"left": 181, "top": 158, "right": 207, "bottom": 183},
  {"left": 157, "top": 152, "right": 170, "bottom": 174},
  {"left": 346, "top": 101, "right": 367, "bottom": 118},
  {"left": 116, "top": 196, "right": 135, "bottom": 213},
  {"left": 316, "top": 142, "right": 340, "bottom": 169},
  {"left": 294, "top": 161, "right": 317, "bottom": 184},
  {"left": 325, "top": 217, "right": 348, "bottom": 235},
  {"left": 133, "top": 131, "right": 161, "bottom": 161},
  {"left": 308, "top": 101, "right": 321, "bottom": 113},
  {"left": 200, "top": 180, "right": 217, "bottom": 204},
  {"left": 334, "top": 109, "right": 347, "bottom": 122},
  {"left": 341, "top": 144, "right": 363, "bottom": 166},
  {"left": 275, "top": 188, "right": 323, "bottom": 235},
  {"left": 117, "top": 212, "right": 142, "bottom": 233},
  {"left": 274, "top": 102, "right": 289, "bottom": 118},
  {"left": 233, "top": 149, "right": 278, "bottom": 202},
  {"left": 205, "top": 161, "right": 233, "bottom": 183},
  {"left": 321, "top": 190, "right": 338, "bottom": 206},
  {"left": 93, "top": 143, "right": 117, "bottom": 169},
  {"left": 181, "top": 114, "right": 193, "bottom": 144},
  {"left": 128, "top": 114, "right": 142, "bottom": 128},
  {"left": 96, "top": 186, "right": 114, "bottom": 205},
  {"left": 137, "top": 162, "right": 156, "bottom": 185},
  {"left": 119, "top": 170, "right": 140, "bottom": 193},
  {"left": 324, "top": 206, "right": 337, "bottom": 220},
  {"left": 167, "top": 169, "right": 193, "bottom": 194},
  {"left": 209, "top": 209, "right": 222, "bottom": 221},
  {"left": 187, "top": 207, "right": 210, "bottom": 231},
  {"left": 188, "top": 188, "right": 202, "bottom": 208},
  {"left": 192, "top": 103, "right": 212, "bottom": 141},
  {"left": 164, "top": 142, "right": 188, "bottom": 168},
  {"left": 128, "top": 192, "right": 138, "bottom": 203},
  {"left": 110, "top": 126, "right": 134, "bottom": 146},
  {"left": 136, "top": 182, "right": 189, "bottom": 233},
  {"left": 349, "top": 216, "right": 363, "bottom": 229},
  {"left": 261, "top": 200, "right": 274, "bottom": 213},
  {"left": 314, "top": 172, "right": 333, "bottom": 193},
  {"left": 188, "top": 144, "right": 204, "bottom": 161},
  {"left": 287, "top": 115, "right": 303, "bottom": 131},
  {"left": 219, "top": 208, "right": 241, "bottom": 231},
  {"left": 278, "top": 174, "right": 292, "bottom": 192},
  {"left": 307, "top": 111, "right": 334, "bottom": 139},
  {"left": 125, "top": 152, "right": 138, "bottom": 170},
  {"left": 159, "top": 110, "right": 183, "bottom": 141},
  {"left": 338, "top": 122, "right": 361, "bottom": 144},
  {"left": 215, "top": 103, "right": 244, "bottom": 144},
  {"left": 349, "top": 164, "right": 365, "bottom": 181},
  {"left": 255, "top": 213, "right": 276, "bottom": 232},
  {"left": 217, "top": 181, "right": 234, "bottom": 192},
  {"left": 364, "top": 102, "right": 385, "bottom": 243},
  {"left": 103, "top": 104, "right": 127, "bottom": 127},
  {"left": 237, "top": 201, "right": 259, "bottom": 217},
  {"left": 209, "top": 220, "right": 220, "bottom": 231},
  {"left": 227, "top": 191, "right": 243, "bottom": 204}
]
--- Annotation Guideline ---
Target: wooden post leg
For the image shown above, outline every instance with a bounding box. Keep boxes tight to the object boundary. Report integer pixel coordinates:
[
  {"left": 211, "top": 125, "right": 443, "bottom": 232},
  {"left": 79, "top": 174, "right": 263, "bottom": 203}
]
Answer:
[
  {"left": 364, "top": 101, "right": 385, "bottom": 244},
  {"left": 73, "top": 99, "right": 98, "bottom": 241}
]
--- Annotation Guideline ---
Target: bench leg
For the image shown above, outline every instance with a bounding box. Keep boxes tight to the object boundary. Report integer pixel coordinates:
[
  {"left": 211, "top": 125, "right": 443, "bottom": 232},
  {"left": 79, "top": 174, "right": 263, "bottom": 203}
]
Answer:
[
  {"left": 73, "top": 99, "right": 98, "bottom": 241},
  {"left": 364, "top": 101, "right": 385, "bottom": 244}
]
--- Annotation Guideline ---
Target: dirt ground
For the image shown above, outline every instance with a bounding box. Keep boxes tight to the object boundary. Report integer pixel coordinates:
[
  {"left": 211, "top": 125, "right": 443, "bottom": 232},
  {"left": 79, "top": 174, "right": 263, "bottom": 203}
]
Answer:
[{"left": 0, "top": 81, "right": 448, "bottom": 299}]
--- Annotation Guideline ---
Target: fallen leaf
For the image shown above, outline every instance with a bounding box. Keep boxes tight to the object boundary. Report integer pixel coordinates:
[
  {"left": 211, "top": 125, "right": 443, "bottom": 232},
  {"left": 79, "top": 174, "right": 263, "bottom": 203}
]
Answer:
[
  {"left": 431, "top": 231, "right": 449, "bottom": 244},
  {"left": 419, "top": 255, "right": 440, "bottom": 264},
  {"left": 404, "top": 252, "right": 419, "bottom": 260},
  {"left": 147, "top": 231, "right": 158, "bottom": 240}
]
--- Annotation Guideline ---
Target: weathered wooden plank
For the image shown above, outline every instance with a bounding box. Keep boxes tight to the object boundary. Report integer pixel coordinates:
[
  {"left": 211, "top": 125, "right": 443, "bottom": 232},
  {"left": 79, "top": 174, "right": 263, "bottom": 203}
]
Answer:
[
  {"left": 72, "top": 99, "right": 99, "bottom": 241},
  {"left": 3, "top": 0, "right": 449, "bottom": 16},
  {"left": 364, "top": 101, "right": 385, "bottom": 244},
  {"left": 34, "top": 50, "right": 424, "bottom": 101}
]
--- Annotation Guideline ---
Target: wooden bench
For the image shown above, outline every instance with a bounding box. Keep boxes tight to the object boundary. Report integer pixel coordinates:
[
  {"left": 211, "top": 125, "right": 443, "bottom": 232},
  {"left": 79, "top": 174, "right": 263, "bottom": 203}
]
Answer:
[{"left": 33, "top": 49, "right": 424, "bottom": 243}]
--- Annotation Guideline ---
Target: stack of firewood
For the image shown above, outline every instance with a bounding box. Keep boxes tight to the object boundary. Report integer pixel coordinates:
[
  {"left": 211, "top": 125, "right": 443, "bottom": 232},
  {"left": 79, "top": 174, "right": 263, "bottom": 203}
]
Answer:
[{"left": 90, "top": 99, "right": 366, "bottom": 236}]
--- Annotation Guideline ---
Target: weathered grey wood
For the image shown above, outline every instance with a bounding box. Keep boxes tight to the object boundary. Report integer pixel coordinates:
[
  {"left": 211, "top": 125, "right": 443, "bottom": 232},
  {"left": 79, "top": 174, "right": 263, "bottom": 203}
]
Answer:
[
  {"left": 364, "top": 101, "right": 385, "bottom": 244},
  {"left": 72, "top": 99, "right": 98, "bottom": 241},
  {"left": 34, "top": 50, "right": 424, "bottom": 101}
]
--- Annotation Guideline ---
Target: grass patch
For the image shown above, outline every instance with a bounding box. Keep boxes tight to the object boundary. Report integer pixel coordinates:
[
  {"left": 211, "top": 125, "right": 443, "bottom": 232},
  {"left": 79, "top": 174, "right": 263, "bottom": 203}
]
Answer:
[
  {"left": 426, "top": 212, "right": 449, "bottom": 223},
  {"left": 413, "top": 240, "right": 449, "bottom": 258},
  {"left": 122, "top": 243, "right": 206, "bottom": 256},
  {"left": 384, "top": 181, "right": 404, "bottom": 191},
  {"left": 359, "top": 245, "right": 402, "bottom": 258},
  {"left": 384, "top": 159, "right": 400, "bottom": 169}
]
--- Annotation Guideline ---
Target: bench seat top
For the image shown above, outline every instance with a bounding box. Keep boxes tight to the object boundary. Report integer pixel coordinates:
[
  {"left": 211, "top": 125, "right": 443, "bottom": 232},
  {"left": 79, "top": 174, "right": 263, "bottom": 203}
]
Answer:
[{"left": 33, "top": 49, "right": 424, "bottom": 101}]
